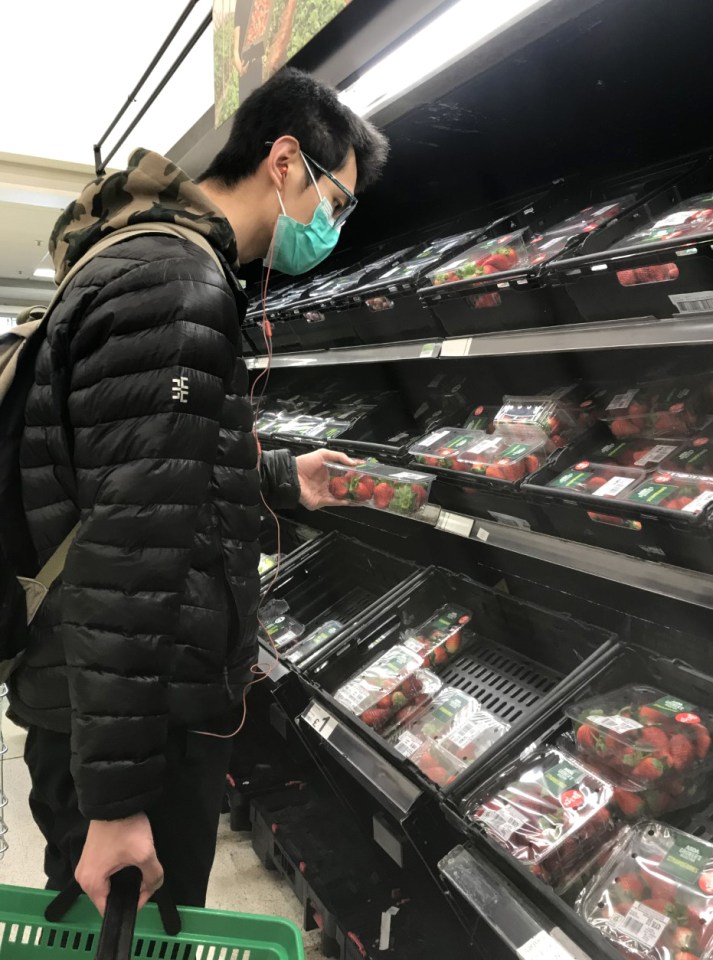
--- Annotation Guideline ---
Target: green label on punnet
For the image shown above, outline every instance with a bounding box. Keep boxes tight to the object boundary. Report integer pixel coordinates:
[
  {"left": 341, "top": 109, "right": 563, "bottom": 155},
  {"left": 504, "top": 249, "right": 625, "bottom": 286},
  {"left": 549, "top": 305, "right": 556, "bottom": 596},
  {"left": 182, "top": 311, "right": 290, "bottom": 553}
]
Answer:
[
  {"left": 652, "top": 696, "right": 697, "bottom": 715},
  {"left": 629, "top": 483, "right": 677, "bottom": 505},
  {"left": 551, "top": 470, "right": 592, "bottom": 489},
  {"left": 502, "top": 443, "right": 530, "bottom": 460},
  {"left": 544, "top": 761, "right": 583, "bottom": 796},
  {"left": 662, "top": 837, "right": 711, "bottom": 887}
]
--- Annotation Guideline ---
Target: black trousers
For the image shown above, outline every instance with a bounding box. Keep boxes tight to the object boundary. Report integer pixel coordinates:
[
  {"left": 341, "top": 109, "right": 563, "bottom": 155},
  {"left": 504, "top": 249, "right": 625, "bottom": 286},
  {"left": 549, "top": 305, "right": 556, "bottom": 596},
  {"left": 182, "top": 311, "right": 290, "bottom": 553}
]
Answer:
[{"left": 24, "top": 726, "right": 232, "bottom": 907}]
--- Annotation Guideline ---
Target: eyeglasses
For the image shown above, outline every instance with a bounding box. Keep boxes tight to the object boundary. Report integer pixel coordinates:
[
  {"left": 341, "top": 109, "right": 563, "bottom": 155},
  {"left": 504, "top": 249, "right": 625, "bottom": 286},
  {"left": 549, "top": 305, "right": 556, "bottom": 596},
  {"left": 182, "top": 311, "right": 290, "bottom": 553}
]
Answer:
[{"left": 265, "top": 141, "right": 358, "bottom": 228}]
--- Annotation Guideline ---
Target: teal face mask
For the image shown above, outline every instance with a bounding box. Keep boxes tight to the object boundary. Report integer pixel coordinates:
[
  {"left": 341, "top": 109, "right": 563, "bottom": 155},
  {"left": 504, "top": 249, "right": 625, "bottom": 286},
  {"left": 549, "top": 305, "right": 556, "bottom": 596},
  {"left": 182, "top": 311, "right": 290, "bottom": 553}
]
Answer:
[{"left": 266, "top": 156, "right": 341, "bottom": 275}]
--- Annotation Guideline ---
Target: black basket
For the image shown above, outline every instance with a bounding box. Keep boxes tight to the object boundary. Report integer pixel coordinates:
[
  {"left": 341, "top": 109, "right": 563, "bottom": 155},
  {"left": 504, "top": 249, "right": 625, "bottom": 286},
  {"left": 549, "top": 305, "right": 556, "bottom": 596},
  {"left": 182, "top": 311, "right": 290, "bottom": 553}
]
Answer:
[
  {"left": 522, "top": 441, "right": 713, "bottom": 572},
  {"left": 445, "top": 642, "right": 713, "bottom": 960},
  {"left": 304, "top": 566, "right": 616, "bottom": 796},
  {"left": 261, "top": 532, "right": 421, "bottom": 660}
]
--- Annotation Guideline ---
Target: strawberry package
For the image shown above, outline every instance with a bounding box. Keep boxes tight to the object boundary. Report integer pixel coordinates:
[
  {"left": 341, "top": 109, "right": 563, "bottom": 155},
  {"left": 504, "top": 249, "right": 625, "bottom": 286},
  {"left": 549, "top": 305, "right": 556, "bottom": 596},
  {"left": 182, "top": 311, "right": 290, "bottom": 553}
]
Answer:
[
  {"left": 616, "top": 192, "right": 713, "bottom": 247},
  {"left": 592, "top": 439, "right": 685, "bottom": 470},
  {"left": 566, "top": 685, "right": 713, "bottom": 791},
  {"left": 409, "top": 427, "right": 490, "bottom": 472},
  {"left": 468, "top": 747, "right": 615, "bottom": 888},
  {"left": 334, "top": 647, "right": 442, "bottom": 731},
  {"left": 286, "top": 620, "right": 344, "bottom": 666},
  {"left": 462, "top": 403, "right": 499, "bottom": 433},
  {"left": 493, "top": 396, "right": 581, "bottom": 449},
  {"left": 547, "top": 461, "right": 647, "bottom": 500},
  {"left": 625, "top": 472, "right": 713, "bottom": 517},
  {"left": 389, "top": 687, "right": 484, "bottom": 754},
  {"left": 578, "top": 821, "right": 713, "bottom": 960},
  {"left": 327, "top": 462, "right": 433, "bottom": 516},
  {"left": 259, "top": 598, "right": 305, "bottom": 651},
  {"left": 526, "top": 197, "right": 636, "bottom": 265},
  {"left": 662, "top": 435, "right": 713, "bottom": 477},
  {"left": 427, "top": 230, "right": 529, "bottom": 286},
  {"left": 602, "top": 383, "right": 704, "bottom": 440},
  {"left": 456, "top": 432, "right": 549, "bottom": 482},
  {"left": 401, "top": 603, "right": 472, "bottom": 668},
  {"left": 410, "top": 712, "right": 508, "bottom": 787}
]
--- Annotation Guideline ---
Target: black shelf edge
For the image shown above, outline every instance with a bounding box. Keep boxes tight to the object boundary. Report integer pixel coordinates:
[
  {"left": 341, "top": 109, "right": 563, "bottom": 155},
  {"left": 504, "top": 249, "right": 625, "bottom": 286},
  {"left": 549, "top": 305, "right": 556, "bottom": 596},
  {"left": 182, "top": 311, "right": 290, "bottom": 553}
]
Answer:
[
  {"left": 245, "top": 312, "right": 713, "bottom": 369},
  {"left": 439, "top": 845, "right": 594, "bottom": 960},
  {"left": 299, "top": 700, "right": 423, "bottom": 820}
]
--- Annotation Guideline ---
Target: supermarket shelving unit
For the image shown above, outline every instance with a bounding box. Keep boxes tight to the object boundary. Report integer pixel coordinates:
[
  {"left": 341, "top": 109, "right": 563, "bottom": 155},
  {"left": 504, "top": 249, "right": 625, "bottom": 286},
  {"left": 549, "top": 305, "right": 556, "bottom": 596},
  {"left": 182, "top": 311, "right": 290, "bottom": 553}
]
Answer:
[{"left": 236, "top": 0, "right": 713, "bottom": 957}]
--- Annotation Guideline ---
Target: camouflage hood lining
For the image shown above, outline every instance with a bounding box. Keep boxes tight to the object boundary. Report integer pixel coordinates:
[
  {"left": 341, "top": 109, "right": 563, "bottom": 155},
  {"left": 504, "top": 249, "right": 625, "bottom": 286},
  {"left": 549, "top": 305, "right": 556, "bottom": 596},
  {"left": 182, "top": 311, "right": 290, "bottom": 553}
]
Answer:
[{"left": 49, "top": 148, "right": 238, "bottom": 283}]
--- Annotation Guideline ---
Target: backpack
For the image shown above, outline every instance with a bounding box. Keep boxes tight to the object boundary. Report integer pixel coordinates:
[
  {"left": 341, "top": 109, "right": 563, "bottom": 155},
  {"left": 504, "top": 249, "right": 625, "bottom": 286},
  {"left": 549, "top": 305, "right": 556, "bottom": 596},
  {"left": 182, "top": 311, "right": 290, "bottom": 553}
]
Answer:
[{"left": 0, "top": 223, "right": 225, "bottom": 683}]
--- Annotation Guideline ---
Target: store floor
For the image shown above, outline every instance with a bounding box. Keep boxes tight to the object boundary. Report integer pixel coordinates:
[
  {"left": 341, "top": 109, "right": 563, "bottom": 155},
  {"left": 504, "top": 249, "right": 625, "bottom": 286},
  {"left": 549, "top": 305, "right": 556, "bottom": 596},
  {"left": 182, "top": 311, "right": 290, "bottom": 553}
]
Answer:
[{"left": 1, "top": 716, "right": 322, "bottom": 958}]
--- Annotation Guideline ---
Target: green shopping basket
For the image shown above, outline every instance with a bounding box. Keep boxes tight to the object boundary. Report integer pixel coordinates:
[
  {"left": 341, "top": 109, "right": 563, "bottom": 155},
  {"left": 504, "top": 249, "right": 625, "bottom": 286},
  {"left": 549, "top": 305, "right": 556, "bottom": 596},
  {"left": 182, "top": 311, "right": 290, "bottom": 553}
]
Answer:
[{"left": 0, "top": 872, "right": 305, "bottom": 960}]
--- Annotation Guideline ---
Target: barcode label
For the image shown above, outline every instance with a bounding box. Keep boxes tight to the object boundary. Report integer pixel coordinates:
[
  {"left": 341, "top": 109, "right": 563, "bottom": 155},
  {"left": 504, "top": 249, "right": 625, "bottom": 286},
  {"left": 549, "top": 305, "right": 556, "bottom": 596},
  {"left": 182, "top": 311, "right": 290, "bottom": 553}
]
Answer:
[
  {"left": 448, "top": 713, "right": 504, "bottom": 749},
  {"left": 592, "top": 475, "right": 636, "bottom": 498},
  {"left": 656, "top": 210, "right": 695, "bottom": 227},
  {"left": 395, "top": 731, "right": 423, "bottom": 758},
  {"left": 606, "top": 389, "right": 637, "bottom": 412},
  {"left": 336, "top": 684, "right": 370, "bottom": 714},
  {"left": 418, "top": 429, "right": 450, "bottom": 448},
  {"left": 589, "top": 714, "right": 643, "bottom": 733},
  {"left": 683, "top": 489, "right": 713, "bottom": 514},
  {"left": 670, "top": 291, "right": 713, "bottom": 313},
  {"left": 480, "top": 805, "right": 528, "bottom": 841},
  {"left": 635, "top": 444, "right": 677, "bottom": 466},
  {"left": 619, "top": 902, "right": 669, "bottom": 948},
  {"left": 465, "top": 437, "right": 501, "bottom": 455}
]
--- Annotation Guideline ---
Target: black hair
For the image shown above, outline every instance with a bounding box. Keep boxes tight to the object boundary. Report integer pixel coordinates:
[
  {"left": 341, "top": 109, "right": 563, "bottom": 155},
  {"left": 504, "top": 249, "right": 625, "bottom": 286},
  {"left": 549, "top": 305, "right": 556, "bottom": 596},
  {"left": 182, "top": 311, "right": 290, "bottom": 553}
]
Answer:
[{"left": 199, "top": 67, "right": 389, "bottom": 194}]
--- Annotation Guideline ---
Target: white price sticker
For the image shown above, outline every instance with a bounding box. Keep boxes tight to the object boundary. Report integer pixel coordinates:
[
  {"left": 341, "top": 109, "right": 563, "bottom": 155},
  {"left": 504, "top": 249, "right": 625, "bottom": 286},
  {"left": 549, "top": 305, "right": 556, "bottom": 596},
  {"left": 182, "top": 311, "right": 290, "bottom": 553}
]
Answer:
[
  {"left": 635, "top": 444, "right": 677, "bottom": 466},
  {"left": 335, "top": 684, "right": 370, "bottom": 714},
  {"left": 390, "top": 471, "right": 428, "bottom": 480},
  {"left": 465, "top": 437, "right": 502, "bottom": 455},
  {"left": 618, "top": 902, "right": 670, "bottom": 949},
  {"left": 447, "top": 714, "right": 502, "bottom": 749},
  {"left": 395, "top": 731, "right": 424, "bottom": 758},
  {"left": 683, "top": 489, "right": 713, "bottom": 514},
  {"left": 480, "top": 805, "right": 528, "bottom": 841},
  {"left": 670, "top": 291, "right": 713, "bottom": 313},
  {"left": 606, "top": 389, "right": 638, "bottom": 412},
  {"left": 589, "top": 714, "right": 643, "bottom": 733},
  {"left": 592, "top": 475, "right": 636, "bottom": 498},
  {"left": 517, "top": 931, "right": 578, "bottom": 960},
  {"left": 418, "top": 429, "right": 451, "bottom": 449},
  {"left": 655, "top": 210, "right": 695, "bottom": 227}
]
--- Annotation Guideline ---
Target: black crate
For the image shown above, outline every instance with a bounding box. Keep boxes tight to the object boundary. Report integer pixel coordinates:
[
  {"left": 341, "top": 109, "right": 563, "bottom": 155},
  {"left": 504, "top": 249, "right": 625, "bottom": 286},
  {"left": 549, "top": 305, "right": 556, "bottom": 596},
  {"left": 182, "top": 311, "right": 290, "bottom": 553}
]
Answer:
[
  {"left": 446, "top": 642, "right": 713, "bottom": 960},
  {"left": 305, "top": 566, "right": 616, "bottom": 795},
  {"left": 289, "top": 308, "right": 361, "bottom": 350},
  {"left": 261, "top": 532, "right": 421, "bottom": 662},
  {"left": 523, "top": 443, "right": 713, "bottom": 572},
  {"left": 344, "top": 292, "right": 444, "bottom": 344}
]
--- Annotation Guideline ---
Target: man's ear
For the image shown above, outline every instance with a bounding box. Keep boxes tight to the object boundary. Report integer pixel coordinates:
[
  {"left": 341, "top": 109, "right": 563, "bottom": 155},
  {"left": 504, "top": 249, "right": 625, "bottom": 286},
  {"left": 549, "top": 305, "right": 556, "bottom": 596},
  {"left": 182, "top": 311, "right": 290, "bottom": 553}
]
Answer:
[{"left": 266, "top": 136, "right": 301, "bottom": 191}]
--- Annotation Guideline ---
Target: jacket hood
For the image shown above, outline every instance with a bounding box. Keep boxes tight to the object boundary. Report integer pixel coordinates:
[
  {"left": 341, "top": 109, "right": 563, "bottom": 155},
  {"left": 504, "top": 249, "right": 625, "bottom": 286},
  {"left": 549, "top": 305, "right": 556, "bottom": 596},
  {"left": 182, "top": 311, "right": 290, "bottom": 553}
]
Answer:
[{"left": 49, "top": 148, "right": 237, "bottom": 283}]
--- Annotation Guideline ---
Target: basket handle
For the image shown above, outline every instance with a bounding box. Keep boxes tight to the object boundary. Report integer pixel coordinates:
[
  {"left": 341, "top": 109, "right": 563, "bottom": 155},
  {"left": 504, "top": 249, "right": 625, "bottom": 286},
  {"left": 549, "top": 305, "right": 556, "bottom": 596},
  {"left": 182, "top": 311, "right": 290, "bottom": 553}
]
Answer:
[{"left": 94, "top": 867, "right": 141, "bottom": 960}]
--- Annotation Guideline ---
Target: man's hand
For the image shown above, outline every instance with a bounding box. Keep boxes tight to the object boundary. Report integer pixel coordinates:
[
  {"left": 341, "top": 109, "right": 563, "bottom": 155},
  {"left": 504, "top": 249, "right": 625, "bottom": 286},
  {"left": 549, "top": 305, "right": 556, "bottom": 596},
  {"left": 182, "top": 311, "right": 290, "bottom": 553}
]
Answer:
[
  {"left": 296, "top": 450, "right": 360, "bottom": 510},
  {"left": 75, "top": 813, "right": 163, "bottom": 915}
]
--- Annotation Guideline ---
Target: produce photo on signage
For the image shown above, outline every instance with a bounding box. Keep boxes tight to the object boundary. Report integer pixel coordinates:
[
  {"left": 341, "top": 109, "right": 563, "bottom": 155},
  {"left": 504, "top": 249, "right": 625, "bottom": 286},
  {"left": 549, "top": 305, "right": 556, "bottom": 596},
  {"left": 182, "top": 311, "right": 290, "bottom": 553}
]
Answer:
[{"left": 213, "top": 0, "right": 353, "bottom": 126}]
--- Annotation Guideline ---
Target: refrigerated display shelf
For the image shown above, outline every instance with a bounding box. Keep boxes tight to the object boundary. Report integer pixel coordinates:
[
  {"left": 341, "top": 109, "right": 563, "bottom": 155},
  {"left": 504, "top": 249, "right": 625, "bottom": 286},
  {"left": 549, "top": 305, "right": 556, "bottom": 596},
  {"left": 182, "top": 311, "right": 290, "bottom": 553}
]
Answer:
[{"left": 245, "top": 310, "right": 713, "bottom": 369}]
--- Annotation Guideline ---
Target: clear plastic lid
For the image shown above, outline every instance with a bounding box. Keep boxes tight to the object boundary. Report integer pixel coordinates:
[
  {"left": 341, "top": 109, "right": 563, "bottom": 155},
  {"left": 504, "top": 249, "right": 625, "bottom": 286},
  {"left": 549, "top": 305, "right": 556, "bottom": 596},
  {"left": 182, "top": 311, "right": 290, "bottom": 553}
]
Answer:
[
  {"left": 457, "top": 433, "right": 549, "bottom": 482},
  {"left": 601, "top": 381, "right": 704, "bottom": 439},
  {"left": 547, "top": 461, "right": 647, "bottom": 499},
  {"left": 326, "top": 462, "right": 433, "bottom": 515},
  {"left": 578, "top": 821, "right": 713, "bottom": 960},
  {"left": 526, "top": 196, "right": 636, "bottom": 266},
  {"left": 401, "top": 603, "right": 472, "bottom": 669},
  {"left": 411, "top": 738, "right": 466, "bottom": 786},
  {"left": 566, "top": 684, "right": 713, "bottom": 789},
  {"left": 462, "top": 403, "right": 499, "bottom": 432},
  {"left": 494, "top": 396, "right": 580, "bottom": 448},
  {"left": 258, "top": 554, "right": 278, "bottom": 576},
  {"left": 467, "top": 748, "right": 614, "bottom": 886},
  {"left": 409, "top": 428, "right": 490, "bottom": 471},
  {"left": 334, "top": 647, "right": 439, "bottom": 731},
  {"left": 626, "top": 471, "right": 713, "bottom": 516},
  {"left": 663, "top": 433, "right": 713, "bottom": 476},
  {"left": 427, "top": 230, "right": 530, "bottom": 287},
  {"left": 286, "top": 620, "right": 344, "bottom": 666},
  {"left": 276, "top": 415, "right": 354, "bottom": 441},
  {"left": 389, "top": 687, "right": 485, "bottom": 754},
  {"left": 437, "top": 710, "right": 509, "bottom": 766},
  {"left": 616, "top": 191, "right": 713, "bottom": 247},
  {"left": 590, "top": 438, "right": 684, "bottom": 470}
]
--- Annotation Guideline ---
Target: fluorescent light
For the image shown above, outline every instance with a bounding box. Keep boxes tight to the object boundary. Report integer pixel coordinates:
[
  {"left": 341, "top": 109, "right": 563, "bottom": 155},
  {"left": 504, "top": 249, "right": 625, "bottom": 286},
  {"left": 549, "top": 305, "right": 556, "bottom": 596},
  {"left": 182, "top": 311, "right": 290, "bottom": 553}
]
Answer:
[
  {"left": 33, "top": 268, "right": 55, "bottom": 279},
  {"left": 340, "top": 0, "right": 544, "bottom": 117}
]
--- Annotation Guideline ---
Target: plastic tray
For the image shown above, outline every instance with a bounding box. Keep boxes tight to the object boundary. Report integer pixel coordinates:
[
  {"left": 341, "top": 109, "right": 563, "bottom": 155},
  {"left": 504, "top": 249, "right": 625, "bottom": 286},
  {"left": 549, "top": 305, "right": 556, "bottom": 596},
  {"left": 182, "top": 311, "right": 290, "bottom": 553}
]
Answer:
[
  {"left": 601, "top": 381, "right": 705, "bottom": 439},
  {"left": 408, "top": 427, "right": 492, "bottom": 471},
  {"left": 326, "top": 462, "right": 433, "bottom": 516},
  {"left": 306, "top": 566, "right": 616, "bottom": 793},
  {"left": 626, "top": 471, "right": 713, "bottom": 516},
  {"left": 457, "top": 433, "right": 550, "bottom": 482},
  {"left": 578, "top": 821, "right": 713, "bottom": 960},
  {"left": 546, "top": 461, "right": 648, "bottom": 501}
]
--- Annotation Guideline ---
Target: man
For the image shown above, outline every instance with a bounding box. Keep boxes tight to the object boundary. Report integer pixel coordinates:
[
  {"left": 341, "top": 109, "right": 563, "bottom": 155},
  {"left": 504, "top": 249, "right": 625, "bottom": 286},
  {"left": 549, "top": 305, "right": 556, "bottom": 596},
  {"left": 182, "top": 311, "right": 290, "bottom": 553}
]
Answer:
[{"left": 11, "top": 67, "right": 388, "bottom": 913}]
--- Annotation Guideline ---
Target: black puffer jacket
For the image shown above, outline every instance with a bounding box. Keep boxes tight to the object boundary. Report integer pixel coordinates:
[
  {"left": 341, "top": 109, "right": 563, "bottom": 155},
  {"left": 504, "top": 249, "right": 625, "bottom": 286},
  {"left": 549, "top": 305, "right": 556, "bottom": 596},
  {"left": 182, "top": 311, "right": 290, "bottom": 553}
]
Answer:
[{"left": 11, "top": 150, "right": 300, "bottom": 820}]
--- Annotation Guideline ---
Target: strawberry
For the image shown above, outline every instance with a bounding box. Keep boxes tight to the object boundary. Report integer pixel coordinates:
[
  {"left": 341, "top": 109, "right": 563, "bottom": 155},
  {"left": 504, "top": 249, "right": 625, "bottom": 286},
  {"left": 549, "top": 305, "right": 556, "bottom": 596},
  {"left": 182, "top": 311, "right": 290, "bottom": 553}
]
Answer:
[
  {"left": 576, "top": 723, "right": 602, "bottom": 752},
  {"left": 613, "top": 788, "right": 645, "bottom": 817},
  {"left": 524, "top": 455, "right": 541, "bottom": 475},
  {"left": 377, "top": 695, "right": 392, "bottom": 710},
  {"left": 674, "top": 953, "right": 701, "bottom": 960},
  {"left": 400, "top": 675, "right": 422, "bottom": 697},
  {"left": 410, "top": 484, "right": 428, "bottom": 510},
  {"left": 669, "top": 733, "right": 695, "bottom": 771},
  {"left": 690, "top": 723, "right": 712, "bottom": 760},
  {"left": 633, "top": 757, "right": 666, "bottom": 781},
  {"left": 425, "top": 765, "right": 449, "bottom": 786},
  {"left": 351, "top": 480, "right": 372, "bottom": 502},
  {"left": 373, "top": 482, "right": 394, "bottom": 510},
  {"left": 360, "top": 707, "right": 391, "bottom": 728},
  {"left": 670, "top": 928, "right": 701, "bottom": 952},
  {"left": 444, "top": 632, "right": 462, "bottom": 655},
  {"left": 639, "top": 704, "right": 667, "bottom": 724},
  {"left": 430, "top": 645, "right": 448, "bottom": 666},
  {"left": 639, "top": 726, "right": 670, "bottom": 753},
  {"left": 328, "top": 476, "right": 349, "bottom": 499},
  {"left": 614, "top": 872, "right": 646, "bottom": 901}
]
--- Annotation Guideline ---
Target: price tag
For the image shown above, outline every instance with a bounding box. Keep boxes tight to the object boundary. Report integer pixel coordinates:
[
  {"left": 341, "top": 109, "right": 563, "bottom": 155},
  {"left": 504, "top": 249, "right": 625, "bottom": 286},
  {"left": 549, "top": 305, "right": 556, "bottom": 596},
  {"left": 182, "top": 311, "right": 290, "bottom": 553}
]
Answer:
[
  {"left": 435, "top": 511, "right": 475, "bottom": 538},
  {"left": 419, "top": 342, "right": 438, "bottom": 358},
  {"left": 303, "top": 703, "right": 338, "bottom": 740},
  {"left": 592, "top": 475, "right": 636, "bottom": 498},
  {"left": 480, "top": 805, "right": 528, "bottom": 841},
  {"left": 417, "top": 428, "right": 451, "bottom": 448},
  {"left": 517, "top": 931, "right": 579, "bottom": 960},
  {"left": 683, "top": 489, "right": 713, "bottom": 514},
  {"left": 395, "top": 731, "right": 423, "bottom": 758},
  {"left": 589, "top": 714, "right": 642, "bottom": 733},
  {"left": 618, "top": 902, "right": 670, "bottom": 948},
  {"left": 476, "top": 527, "right": 490, "bottom": 542}
]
